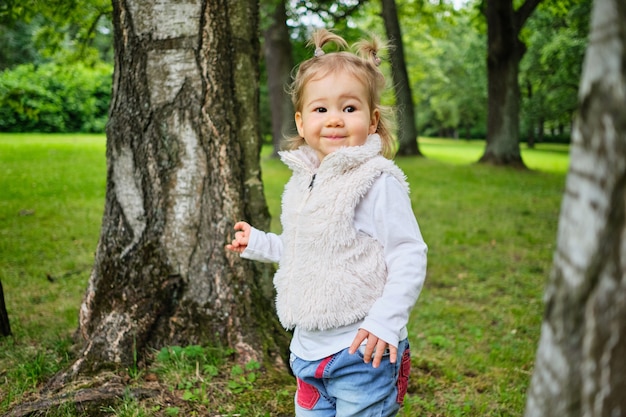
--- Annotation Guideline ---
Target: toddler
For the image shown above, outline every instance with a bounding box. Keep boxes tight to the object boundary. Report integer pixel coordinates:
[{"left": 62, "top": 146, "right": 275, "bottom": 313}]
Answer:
[{"left": 226, "top": 29, "right": 427, "bottom": 417}]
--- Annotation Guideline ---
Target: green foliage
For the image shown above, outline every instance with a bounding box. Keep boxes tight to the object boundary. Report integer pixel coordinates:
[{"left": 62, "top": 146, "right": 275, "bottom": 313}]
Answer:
[
  {"left": 3, "top": 0, "right": 587, "bottom": 143},
  {"left": 318, "top": 0, "right": 587, "bottom": 143},
  {"left": 352, "top": 0, "right": 489, "bottom": 139},
  {"left": 520, "top": 0, "right": 591, "bottom": 143},
  {"left": 0, "top": 0, "right": 113, "bottom": 66},
  {"left": 0, "top": 20, "right": 42, "bottom": 70},
  {"left": 228, "top": 360, "right": 261, "bottom": 393},
  {"left": 0, "top": 61, "right": 112, "bottom": 133},
  {"left": 152, "top": 345, "right": 225, "bottom": 389},
  {"left": 0, "top": 0, "right": 113, "bottom": 133}
]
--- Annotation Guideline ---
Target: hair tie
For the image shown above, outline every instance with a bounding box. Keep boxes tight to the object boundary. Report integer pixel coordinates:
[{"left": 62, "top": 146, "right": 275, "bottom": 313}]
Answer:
[
  {"left": 373, "top": 52, "right": 381, "bottom": 67},
  {"left": 314, "top": 47, "right": 325, "bottom": 57}
]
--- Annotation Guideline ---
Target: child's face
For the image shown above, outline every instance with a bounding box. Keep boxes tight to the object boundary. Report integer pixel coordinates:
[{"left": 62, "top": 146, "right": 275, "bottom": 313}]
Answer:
[{"left": 295, "top": 70, "right": 380, "bottom": 161}]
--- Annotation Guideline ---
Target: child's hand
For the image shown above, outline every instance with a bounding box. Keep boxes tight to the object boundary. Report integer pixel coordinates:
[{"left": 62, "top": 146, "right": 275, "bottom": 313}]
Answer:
[
  {"left": 349, "top": 328, "right": 398, "bottom": 368},
  {"left": 225, "top": 221, "right": 252, "bottom": 253}
]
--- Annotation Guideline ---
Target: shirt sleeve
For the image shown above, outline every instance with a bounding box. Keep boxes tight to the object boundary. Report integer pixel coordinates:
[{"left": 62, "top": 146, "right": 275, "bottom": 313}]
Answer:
[
  {"left": 240, "top": 226, "right": 283, "bottom": 264},
  {"left": 357, "top": 174, "right": 428, "bottom": 348}
]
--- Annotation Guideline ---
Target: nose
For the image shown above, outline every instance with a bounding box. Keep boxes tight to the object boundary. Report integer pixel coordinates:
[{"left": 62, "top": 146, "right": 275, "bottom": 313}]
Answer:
[{"left": 325, "top": 110, "right": 344, "bottom": 127}]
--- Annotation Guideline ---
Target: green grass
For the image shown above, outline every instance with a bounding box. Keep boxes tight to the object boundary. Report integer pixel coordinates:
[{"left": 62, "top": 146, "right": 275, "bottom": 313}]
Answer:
[{"left": 0, "top": 133, "right": 569, "bottom": 416}]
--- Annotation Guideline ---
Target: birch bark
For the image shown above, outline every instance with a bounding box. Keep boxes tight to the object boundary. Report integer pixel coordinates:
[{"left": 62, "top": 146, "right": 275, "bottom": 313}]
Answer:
[
  {"left": 54, "top": 0, "right": 286, "bottom": 383},
  {"left": 525, "top": 0, "right": 626, "bottom": 415}
]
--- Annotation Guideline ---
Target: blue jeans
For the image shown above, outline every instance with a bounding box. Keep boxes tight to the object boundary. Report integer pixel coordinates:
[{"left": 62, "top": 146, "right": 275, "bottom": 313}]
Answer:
[{"left": 289, "top": 339, "right": 410, "bottom": 417}]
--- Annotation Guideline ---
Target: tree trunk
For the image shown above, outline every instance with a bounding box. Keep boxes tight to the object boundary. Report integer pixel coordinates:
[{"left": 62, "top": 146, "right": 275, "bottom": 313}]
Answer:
[
  {"left": 525, "top": 79, "right": 536, "bottom": 148},
  {"left": 524, "top": 0, "right": 626, "bottom": 415},
  {"left": 479, "top": 0, "right": 541, "bottom": 167},
  {"left": 51, "top": 0, "right": 287, "bottom": 384},
  {"left": 0, "top": 278, "right": 11, "bottom": 337},
  {"left": 262, "top": 0, "right": 295, "bottom": 157},
  {"left": 381, "top": 0, "right": 422, "bottom": 156}
]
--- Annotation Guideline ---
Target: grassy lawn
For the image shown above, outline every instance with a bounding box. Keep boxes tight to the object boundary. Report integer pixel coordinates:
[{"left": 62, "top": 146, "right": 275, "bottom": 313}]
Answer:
[{"left": 0, "top": 133, "right": 569, "bottom": 416}]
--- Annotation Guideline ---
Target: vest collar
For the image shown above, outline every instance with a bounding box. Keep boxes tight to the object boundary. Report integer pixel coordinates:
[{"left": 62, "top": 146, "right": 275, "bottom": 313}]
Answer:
[{"left": 279, "top": 134, "right": 383, "bottom": 175}]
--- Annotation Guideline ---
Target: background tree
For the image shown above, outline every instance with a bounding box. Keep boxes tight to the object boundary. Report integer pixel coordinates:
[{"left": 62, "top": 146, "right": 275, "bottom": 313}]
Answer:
[
  {"left": 0, "top": 20, "right": 41, "bottom": 70},
  {"left": 479, "top": 0, "right": 541, "bottom": 167},
  {"left": 524, "top": 0, "right": 626, "bottom": 414},
  {"left": 50, "top": 0, "right": 287, "bottom": 385},
  {"left": 381, "top": 0, "right": 422, "bottom": 155},
  {"left": 0, "top": 0, "right": 113, "bottom": 66},
  {"left": 399, "top": 1, "right": 487, "bottom": 140},
  {"left": 262, "top": 0, "right": 295, "bottom": 156},
  {"left": 0, "top": 279, "right": 10, "bottom": 337},
  {"left": 520, "top": 0, "right": 591, "bottom": 146}
]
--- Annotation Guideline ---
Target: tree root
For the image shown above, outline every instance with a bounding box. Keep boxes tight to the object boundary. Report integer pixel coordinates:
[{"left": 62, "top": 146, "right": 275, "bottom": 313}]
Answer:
[{"left": 3, "top": 377, "right": 174, "bottom": 417}]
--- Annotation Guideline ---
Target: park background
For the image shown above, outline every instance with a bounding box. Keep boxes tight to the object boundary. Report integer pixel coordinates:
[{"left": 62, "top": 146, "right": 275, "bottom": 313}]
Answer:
[{"left": 0, "top": 0, "right": 592, "bottom": 416}]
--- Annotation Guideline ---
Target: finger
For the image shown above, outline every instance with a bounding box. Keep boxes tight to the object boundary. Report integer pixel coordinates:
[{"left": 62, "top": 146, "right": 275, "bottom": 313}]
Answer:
[
  {"left": 389, "top": 345, "right": 398, "bottom": 364},
  {"left": 234, "top": 221, "right": 249, "bottom": 233},
  {"left": 226, "top": 239, "right": 244, "bottom": 252},
  {"left": 349, "top": 329, "right": 368, "bottom": 354},
  {"left": 372, "top": 340, "right": 387, "bottom": 368},
  {"left": 363, "top": 335, "right": 378, "bottom": 364}
]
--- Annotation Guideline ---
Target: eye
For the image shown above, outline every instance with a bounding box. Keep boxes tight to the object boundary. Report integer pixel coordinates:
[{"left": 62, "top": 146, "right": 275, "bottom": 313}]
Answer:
[
  {"left": 315, "top": 107, "right": 327, "bottom": 113},
  {"left": 344, "top": 105, "right": 356, "bottom": 113}
]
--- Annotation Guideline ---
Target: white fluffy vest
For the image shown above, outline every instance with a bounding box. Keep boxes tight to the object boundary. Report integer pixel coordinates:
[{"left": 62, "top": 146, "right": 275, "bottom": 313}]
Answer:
[{"left": 274, "top": 135, "right": 408, "bottom": 331}]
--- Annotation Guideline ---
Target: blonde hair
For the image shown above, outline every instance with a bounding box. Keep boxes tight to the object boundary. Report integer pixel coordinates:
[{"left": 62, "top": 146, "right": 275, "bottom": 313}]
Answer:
[{"left": 286, "top": 29, "right": 396, "bottom": 159}]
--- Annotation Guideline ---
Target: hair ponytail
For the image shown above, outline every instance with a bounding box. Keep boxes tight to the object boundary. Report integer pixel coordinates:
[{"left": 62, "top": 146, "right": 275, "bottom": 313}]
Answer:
[
  {"left": 308, "top": 29, "right": 348, "bottom": 58},
  {"left": 354, "top": 35, "right": 387, "bottom": 67}
]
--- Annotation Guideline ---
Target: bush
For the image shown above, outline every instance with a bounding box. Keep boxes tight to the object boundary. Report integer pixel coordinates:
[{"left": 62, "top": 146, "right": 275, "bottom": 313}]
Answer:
[{"left": 0, "top": 61, "right": 112, "bottom": 133}]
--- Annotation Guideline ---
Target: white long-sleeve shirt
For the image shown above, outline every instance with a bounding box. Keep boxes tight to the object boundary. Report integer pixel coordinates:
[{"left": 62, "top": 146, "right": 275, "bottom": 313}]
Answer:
[{"left": 241, "top": 172, "right": 427, "bottom": 361}]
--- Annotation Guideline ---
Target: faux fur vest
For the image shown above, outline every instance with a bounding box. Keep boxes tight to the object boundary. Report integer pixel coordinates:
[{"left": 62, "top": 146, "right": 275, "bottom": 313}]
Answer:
[{"left": 274, "top": 135, "right": 409, "bottom": 331}]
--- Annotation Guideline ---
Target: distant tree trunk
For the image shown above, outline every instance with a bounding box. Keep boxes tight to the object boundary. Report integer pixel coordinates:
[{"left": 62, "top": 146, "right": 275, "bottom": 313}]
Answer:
[
  {"left": 0, "top": 279, "right": 11, "bottom": 337},
  {"left": 538, "top": 117, "right": 545, "bottom": 142},
  {"left": 50, "top": 0, "right": 287, "bottom": 385},
  {"left": 525, "top": 0, "right": 626, "bottom": 415},
  {"left": 262, "top": 0, "right": 295, "bottom": 156},
  {"left": 479, "top": 0, "right": 541, "bottom": 167},
  {"left": 525, "top": 80, "right": 536, "bottom": 148},
  {"left": 381, "top": 0, "right": 422, "bottom": 156}
]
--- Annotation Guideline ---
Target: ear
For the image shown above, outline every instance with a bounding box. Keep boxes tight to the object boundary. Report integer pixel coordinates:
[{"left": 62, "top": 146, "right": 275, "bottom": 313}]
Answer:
[
  {"left": 295, "top": 112, "right": 304, "bottom": 137},
  {"left": 369, "top": 108, "right": 380, "bottom": 134}
]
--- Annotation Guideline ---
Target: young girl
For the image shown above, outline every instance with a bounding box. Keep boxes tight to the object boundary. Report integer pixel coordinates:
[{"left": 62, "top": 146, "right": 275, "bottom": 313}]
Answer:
[{"left": 226, "top": 29, "right": 427, "bottom": 417}]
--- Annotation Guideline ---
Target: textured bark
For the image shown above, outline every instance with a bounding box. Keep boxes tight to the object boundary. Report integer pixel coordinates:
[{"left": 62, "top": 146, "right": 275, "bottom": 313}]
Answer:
[
  {"left": 479, "top": 0, "right": 541, "bottom": 167},
  {"left": 0, "top": 278, "right": 11, "bottom": 337},
  {"left": 50, "top": 0, "right": 287, "bottom": 385},
  {"left": 8, "top": 382, "right": 167, "bottom": 417},
  {"left": 262, "top": 0, "right": 295, "bottom": 156},
  {"left": 381, "top": 0, "right": 422, "bottom": 156},
  {"left": 525, "top": 0, "right": 626, "bottom": 415}
]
